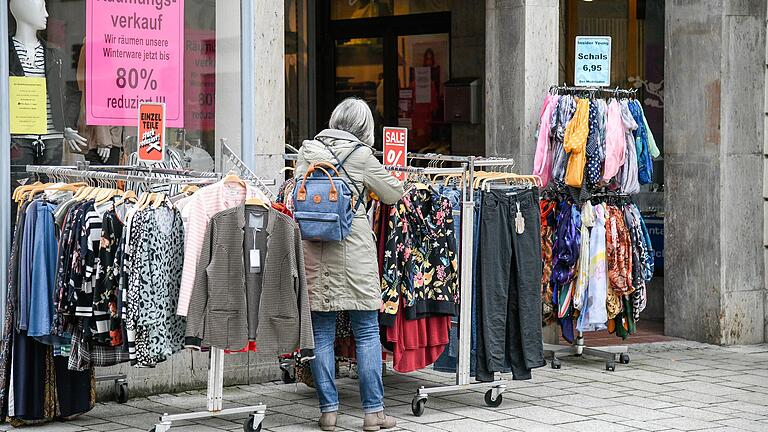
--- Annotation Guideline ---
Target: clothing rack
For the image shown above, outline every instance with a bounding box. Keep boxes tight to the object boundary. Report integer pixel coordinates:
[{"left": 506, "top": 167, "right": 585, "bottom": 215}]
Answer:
[
  {"left": 284, "top": 150, "right": 521, "bottom": 414},
  {"left": 541, "top": 190, "right": 632, "bottom": 372},
  {"left": 385, "top": 155, "right": 515, "bottom": 416},
  {"left": 24, "top": 165, "right": 268, "bottom": 432}
]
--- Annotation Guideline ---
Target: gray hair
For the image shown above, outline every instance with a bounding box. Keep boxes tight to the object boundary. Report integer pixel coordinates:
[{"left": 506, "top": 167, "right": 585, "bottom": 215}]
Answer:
[{"left": 329, "top": 98, "right": 375, "bottom": 146}]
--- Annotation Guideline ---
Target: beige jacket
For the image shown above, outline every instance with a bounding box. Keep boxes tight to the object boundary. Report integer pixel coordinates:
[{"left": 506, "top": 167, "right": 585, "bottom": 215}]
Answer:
[
  {"left": 185, "top": 204, "right": 314, "bottom": 357},
  {"left": 296, "top": 129, "right": 404, "bottom": 312}
]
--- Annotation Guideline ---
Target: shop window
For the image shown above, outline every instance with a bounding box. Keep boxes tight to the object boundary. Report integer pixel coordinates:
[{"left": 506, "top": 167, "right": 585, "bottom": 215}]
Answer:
[
  {"left": 331, "top": 0, "right": 449, "bottom": 20},
  {"left": 8, "top": 0, "right": 244, "bottom": 194}
]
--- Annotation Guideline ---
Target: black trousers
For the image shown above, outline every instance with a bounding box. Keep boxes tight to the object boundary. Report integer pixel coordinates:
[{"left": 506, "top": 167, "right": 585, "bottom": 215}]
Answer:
[{"left": 476, "top": 188, "right": 545, "bottom": 381}]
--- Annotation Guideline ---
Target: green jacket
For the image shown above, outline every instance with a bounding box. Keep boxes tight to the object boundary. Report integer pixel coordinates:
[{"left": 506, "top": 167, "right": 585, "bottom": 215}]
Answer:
[{"left": 296, "top": 129, "right": 404, "bottom": 312}]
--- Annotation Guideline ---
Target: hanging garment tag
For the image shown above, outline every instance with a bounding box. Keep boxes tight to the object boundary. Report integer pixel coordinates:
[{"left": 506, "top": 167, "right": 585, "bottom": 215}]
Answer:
[
  {"left": 249, "top": 249, "right": 261, "bottom": 273},
  {"left": 515, "top": 202, "right": 525, "bottom": 234},
  {"left": 249, "top": 213, "right": 264, "bottom": 231}
]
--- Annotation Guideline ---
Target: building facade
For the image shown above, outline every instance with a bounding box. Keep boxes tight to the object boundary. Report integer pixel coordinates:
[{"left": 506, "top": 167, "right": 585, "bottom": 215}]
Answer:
[{"left": 0, "top": 0, "right": 766, "bottom": 396}]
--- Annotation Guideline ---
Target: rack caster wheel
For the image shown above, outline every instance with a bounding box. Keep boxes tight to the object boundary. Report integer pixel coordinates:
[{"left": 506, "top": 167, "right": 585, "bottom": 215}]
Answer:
[
  {"left": 115, "top": 381, "right": 129, "bottom": 403},
  {"left": 281, "top": 368, "right": 296, "bottom": 384},
  {"left": 620, "top": 353, "right": 630, "bottom": 364},
  {"left": 411, "top": 397, "right": 427, "bottom": 416},
  {"left": 606, "top": 361, "right": 616, "bottom": 372},
  {"left": 149, "top": 423, "right": 171, "bottom": 432},
  {"left": 243, "top": 415, "right": 263, "bottom": 432},
  {"left": 550, "top": 358, "right": 561, "bottom": 369},
  {"left": 484, "top": 389, "right": 503, "bottom": 408}
]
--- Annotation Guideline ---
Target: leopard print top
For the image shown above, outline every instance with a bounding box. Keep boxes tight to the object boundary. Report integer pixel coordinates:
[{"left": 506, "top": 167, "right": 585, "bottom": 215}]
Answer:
[{"left": 126, "top": 205, "right": 186, "bottom": 367}]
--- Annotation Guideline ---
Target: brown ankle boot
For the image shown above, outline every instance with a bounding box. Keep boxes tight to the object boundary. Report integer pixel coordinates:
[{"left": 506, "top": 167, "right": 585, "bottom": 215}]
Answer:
[
  {"left": 318, "top": 411, "right": 337, "bottom": 431},
  {"left": 363, "top": 411, "right": 396, "bottom": 431}
]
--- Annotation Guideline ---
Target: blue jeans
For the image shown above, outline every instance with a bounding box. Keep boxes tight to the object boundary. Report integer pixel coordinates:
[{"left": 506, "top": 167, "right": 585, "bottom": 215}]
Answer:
[{"left": 309, "top": 311, "right": 384, "bottom": 414}]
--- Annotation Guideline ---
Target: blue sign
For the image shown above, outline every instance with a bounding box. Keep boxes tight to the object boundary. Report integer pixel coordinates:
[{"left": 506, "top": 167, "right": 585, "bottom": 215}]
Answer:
[{"left": 574, "top": 36, "right": 612, "bottom": 87}]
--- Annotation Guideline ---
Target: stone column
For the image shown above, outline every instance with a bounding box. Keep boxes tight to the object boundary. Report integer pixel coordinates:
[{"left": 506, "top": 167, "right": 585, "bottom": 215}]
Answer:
[
  {"left": 485, "top": 0, "right": 559, "bottom": 170},
  {"left": 250, "top": 2, "right": 286, "bottom": 184},
  {"left": 665, "top": 0, "right": 766, "bottom": 344},
  {"left": 486, "top": 0, "right": 559, "bottom": 344}
]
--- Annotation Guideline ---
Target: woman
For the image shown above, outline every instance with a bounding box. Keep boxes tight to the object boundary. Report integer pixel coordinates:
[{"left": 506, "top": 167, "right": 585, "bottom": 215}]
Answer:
[{"left": 296, "top": 98, "right": 403, "bottom": 431}]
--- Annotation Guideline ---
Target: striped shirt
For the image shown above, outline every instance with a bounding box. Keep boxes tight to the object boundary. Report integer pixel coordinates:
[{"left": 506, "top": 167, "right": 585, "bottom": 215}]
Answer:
[
  {"left": 12, "top": 38, "right": 63, "bottom": 140},
  {"left": 127, "top": 148, "right": 185, "bottom": 197},
  {"left": 176, "top": 180, "right": 270, "bottom": 316}
]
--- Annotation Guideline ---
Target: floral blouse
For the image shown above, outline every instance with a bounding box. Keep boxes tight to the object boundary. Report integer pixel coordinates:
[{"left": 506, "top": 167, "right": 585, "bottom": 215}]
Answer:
[{"left": 380, "top": 189, "right": 459, "bottom": 326}]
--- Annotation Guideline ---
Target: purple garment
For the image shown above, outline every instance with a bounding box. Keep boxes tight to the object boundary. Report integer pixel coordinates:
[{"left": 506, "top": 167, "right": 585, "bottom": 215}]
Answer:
[{"left": 550, "top": 202, "right": 581, "bottom": 343}]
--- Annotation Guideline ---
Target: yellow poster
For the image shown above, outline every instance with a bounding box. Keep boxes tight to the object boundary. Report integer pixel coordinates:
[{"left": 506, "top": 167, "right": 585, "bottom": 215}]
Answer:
[{"left": 10, "top": 76, "right": 47, "bottom": 135}]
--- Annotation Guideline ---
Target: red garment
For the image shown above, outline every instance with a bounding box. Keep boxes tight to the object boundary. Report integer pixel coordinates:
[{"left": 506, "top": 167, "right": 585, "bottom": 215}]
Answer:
[
  {"left": 224, "top": 341, "right": 257, "bottom": 353},
  {"left": 271, "top": 202, "right": 293, "bottom": 217},
  {"left": 386, "top": 301, "right": 450, "bottom": 373}
]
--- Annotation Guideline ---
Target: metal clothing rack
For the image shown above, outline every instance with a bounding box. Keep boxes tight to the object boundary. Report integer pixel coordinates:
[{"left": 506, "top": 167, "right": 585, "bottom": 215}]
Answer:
[
  {"left": 25, "top": 164, "right": 269, "bottom": 432},
  {"left": 544, "top": 335, "right": 630, "bottom": 372},
  {"left": 550, "top": 84, "right": 639, "bottom": 98},
  {"left": 386, "top": 155, "right": 518, "bottom": 416},
  {"left": 539, "top": 86, "right": 635, "bottom": 371},
  {"left": 283, "top": 150, "right": 522, "bottom": 414}
]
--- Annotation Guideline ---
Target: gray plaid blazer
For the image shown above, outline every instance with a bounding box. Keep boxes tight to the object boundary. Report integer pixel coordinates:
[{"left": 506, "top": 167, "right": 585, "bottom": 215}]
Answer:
[{"left": 185, "top": 203, "right": 314, "bottom": 358}]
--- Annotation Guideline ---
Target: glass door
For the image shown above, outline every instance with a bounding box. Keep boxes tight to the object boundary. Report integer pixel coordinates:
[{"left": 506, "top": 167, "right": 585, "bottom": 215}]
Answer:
[
  {"left": 334, "top": 37, "right": 385, "bottom": 136},
  {"left": 317, "top": 5, "right": 450, "bottom": 150},
  {"left": 397, "top": 33, "right": 449, "bottom": 153}
]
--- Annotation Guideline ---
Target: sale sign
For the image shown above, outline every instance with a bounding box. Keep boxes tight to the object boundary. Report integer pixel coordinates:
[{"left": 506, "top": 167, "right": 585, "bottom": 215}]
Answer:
[
  {"left": 137, "top": 102, "right": 166, "bottom": 163},
  {"left": 574, "top": 36, "right": 612, "bottom": 87},
  {"left": 383, "top": 127, "right": 408, "bottom": 181},
  {"left": 86, "top": 0, "right": 184, "bottom": 128}
]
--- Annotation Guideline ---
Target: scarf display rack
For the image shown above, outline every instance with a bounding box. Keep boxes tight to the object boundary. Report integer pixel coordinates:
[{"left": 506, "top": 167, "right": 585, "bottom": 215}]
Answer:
[
  {"left": 538, "top": 84, "right": 652, "bottom": 372},
  {"left": 23, "top": 162, "right": 275, "bottom": 432}
]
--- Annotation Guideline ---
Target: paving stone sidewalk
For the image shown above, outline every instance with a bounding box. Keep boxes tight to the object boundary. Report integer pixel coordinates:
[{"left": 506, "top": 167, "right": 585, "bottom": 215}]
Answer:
[{"left": 4, "top": 340, "right": 768, "bottom": 431}]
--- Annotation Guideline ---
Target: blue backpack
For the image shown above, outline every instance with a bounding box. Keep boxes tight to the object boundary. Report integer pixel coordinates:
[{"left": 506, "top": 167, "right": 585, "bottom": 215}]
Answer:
[{"left": 293, "top": 145, "right": 365, "bottom": 242}]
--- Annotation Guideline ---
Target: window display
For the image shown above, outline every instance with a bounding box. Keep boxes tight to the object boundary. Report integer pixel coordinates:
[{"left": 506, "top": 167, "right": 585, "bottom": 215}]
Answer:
[{"left": 8, "top": 0, "right": 237, "bottom": 187}]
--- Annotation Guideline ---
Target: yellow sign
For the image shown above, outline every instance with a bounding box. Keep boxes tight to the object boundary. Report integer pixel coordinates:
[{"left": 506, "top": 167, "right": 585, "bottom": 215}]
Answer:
[{"left": 10, "top": 76, "right": 47, "bottom": 135}]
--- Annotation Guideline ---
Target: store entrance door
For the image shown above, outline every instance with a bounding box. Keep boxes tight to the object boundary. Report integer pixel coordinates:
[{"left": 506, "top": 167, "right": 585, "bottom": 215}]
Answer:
[{"left": 317, "top": 10, "right": 451, "bottom": 151}]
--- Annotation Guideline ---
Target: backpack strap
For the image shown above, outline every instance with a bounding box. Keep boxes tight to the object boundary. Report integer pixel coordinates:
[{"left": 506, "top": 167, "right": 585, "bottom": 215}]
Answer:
[{"left": 323, "top": 142, "right": 367, "bottom": 212}]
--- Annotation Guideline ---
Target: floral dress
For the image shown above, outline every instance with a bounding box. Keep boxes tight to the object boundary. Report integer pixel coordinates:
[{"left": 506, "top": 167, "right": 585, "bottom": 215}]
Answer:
[{"left": 380, "top": 189, "right": 459, "bottom": 326}]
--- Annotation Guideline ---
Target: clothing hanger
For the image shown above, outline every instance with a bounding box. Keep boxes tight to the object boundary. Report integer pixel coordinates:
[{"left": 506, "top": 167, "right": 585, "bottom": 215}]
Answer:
[
  {"left": 114, "top": 190, "right": 137, "bottom": 207},
  {"left": 222, "top": 170, "right": 247, "bottom": 188},
  {"left": 245, "top": 196, "right": 269, "bottom": 209},
  {"left": 13, "top": 181, "right": 43, "bottom": 202},
  {"left": 151, "top": 193, "right": 166, "bottom": 209},
  {"left": 180, "top": 184, "right": 199, "bottom": 195}
]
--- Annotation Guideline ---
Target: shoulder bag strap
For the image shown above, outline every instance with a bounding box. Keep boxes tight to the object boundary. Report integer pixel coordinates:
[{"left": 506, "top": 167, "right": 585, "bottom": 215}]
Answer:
[{"left": 323, "top": 142, "right": 367, "bottom": 212}]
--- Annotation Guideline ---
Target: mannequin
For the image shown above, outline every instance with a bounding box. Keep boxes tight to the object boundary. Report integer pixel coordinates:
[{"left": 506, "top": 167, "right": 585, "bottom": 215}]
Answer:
[
  {"left": 9, "top": 0, "right": 86, "bottom": 160},
  {"left": 76, "top": 41, "right": 124, "bottom": 164}
]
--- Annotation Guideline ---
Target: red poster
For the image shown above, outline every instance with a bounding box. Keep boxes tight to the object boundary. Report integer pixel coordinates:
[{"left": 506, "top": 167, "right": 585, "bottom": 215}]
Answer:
[
  {"left": 137, "top": 103, "right": 166, "bottom": 163},
  {"left": 383, "top": 127, "right": 408, "bottom": 181},
  {"left": 184, "top": 29, "right": 215, "bottom": 132}
]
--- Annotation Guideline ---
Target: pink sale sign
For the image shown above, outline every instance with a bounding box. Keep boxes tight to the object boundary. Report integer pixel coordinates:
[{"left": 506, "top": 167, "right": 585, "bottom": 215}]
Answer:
[{"left": 86, "top": 0, "right": 184, "bottom": 128}]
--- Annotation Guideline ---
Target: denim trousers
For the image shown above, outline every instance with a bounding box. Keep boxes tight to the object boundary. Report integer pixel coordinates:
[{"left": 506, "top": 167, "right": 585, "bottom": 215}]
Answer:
[
  {"left": 309, "top": 310, "right": 384, "bottom": 414},
  {"left": 476, "top": 188, "right": 545, "bottom": 381},
  {"left": 433, "top": 190, "right": 480, "bottom": 375}
]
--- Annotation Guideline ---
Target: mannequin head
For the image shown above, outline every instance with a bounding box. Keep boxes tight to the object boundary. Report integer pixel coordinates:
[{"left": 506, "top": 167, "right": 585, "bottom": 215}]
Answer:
[{"left": 10, "top": 0, "right": 48, "bottom": 33}]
